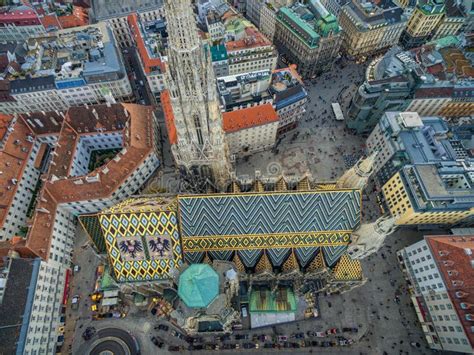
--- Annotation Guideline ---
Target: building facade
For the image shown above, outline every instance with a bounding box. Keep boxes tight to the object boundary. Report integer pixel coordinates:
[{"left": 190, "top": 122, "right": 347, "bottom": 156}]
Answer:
[
  {"left": 162, "top": 0, "right": 231, "bottom": 190},
  {"left": 225, "top": 26, "right": 278, "bottom": 76},
  {"left": 128, "top": 13, "right": 167, "bottom": 98},
  {"left": 0, "top": 23, "right": 133, "bottom": 115},
  {"left": 0, "top": 5, "right": 46, "bottom": 42},
  {"left": 223, "top": 103, "right": 279, "bottom": 156},
  {"left": 399, "top": 0, "right": 445, "bottom": 48},
  {"left": 339, "top": 0, "right": 407, "bottom": 60},
  {"left": 274, "top": 1, "right": 342, "bottom": 79},
  {"left": 91, "top": 0, "right": 164, "bottom": 48},
  {"left": 382, "top": 163, "right": 474, "bottom": 226},
  {"left": 347, "top": 39, "right": 474, "bottom": 134},
  {"left": 270, "top": 66, "right": 308, "bottom": 135},
  {"left": 398, "top": 234, "right": 474, "bottom": 353}
]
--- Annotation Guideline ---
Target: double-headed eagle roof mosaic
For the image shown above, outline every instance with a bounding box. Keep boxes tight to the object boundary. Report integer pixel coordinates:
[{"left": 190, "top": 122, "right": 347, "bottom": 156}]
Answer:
[{"left": 80, "top": 181, "right": 363, "bottom": 282}]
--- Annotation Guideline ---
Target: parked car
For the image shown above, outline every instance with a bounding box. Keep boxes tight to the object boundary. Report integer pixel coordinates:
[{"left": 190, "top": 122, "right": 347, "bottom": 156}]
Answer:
[
  {"left": 241, "top": 306, "right": 248, "bottom": 318},
  {"left": 151, "top": 337, "right": 164, "bottom": 348},
  {"left": 156, "top": 324, "right": 169, "bottom": 331},
  {"left": 71, "top": 295, "right": 80, "bottom": 310},
  {"left": 263, "top": 343, "right": 273, "bottom": 348},
  {"left": 342, "top": 327, "right": 358, "bottom": 333},
  {"left": 73, "top": 265, "right": 81, "bottom": 275},
  {"left": 293, "top": 332, "right": 305, "bottom": 339},
  {"left": 326, "top": 328, "right": 339, "bottom": 335},
  {"left": 277, "top": 335, "right": 288, "bottom": 342},
  {"left": 243, "top": 343, "right": 256, "bottom": 349}
]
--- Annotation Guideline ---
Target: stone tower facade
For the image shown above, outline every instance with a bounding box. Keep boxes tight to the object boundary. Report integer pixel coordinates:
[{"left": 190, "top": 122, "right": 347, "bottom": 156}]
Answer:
[
  {"left": 164, "top": 0, "right": 231, "bottom": 190},
  {"left": 336, "top": 152, "right": 377, "bottom": 190}
]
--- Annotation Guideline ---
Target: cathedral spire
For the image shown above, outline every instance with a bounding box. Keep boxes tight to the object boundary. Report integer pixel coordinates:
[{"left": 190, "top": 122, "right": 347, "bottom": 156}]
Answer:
[
  {"left": 163, "top": 0, "right": 231, "bottom": 191},
  {"left": 335, "top": 152, "right": 377, "bottom": 190}
]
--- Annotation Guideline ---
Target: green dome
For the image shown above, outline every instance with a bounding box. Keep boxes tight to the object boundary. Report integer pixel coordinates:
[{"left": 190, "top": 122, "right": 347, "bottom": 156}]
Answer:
[{"left": 178, "top": 264, "right": 219, "bottom": 308}]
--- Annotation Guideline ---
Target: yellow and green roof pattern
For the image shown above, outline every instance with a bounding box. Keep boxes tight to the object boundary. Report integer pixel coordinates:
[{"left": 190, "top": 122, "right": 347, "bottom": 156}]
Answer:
[{"left": 98, "top": 197, "right": 183, "bottom": 282}]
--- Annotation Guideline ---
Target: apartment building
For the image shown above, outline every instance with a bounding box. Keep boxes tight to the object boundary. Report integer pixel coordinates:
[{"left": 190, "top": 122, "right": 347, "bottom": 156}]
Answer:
[
  {"left": 398, "top": 234, "right": 474, "bottom": 353},
  {"left": 382, "top": 161, "right": 473, "bottom": 226},
  {"left": 366, "top": 112, "right": 463, "bottom": 184},
  {"left": 0, "top": 5, "right": 46, "bottom": 42},
  {"left": 218, "top": 69, "right": 273, "bottom": 111},
  {"left": 0, "top": 2, "right": 89, "bottom": 43},
  {"left": 270, "top": 66, "right": 308, "bottom": 135},
  {"left": 274, "top": 0, "right": 342, "bottom": 79},
  {"left": 128, "top": 13, "right": 167, "bottom": 98},
  {"left": 0, "top": 257, "right": 69, "bottom": 355},
  {"left": 399, "top": 0, "right": 445, "bottom": 48},
  {"left": 225, "top": 26, "right": 278, "bottom": 76},
  {"left": 347, "top": 38, "right": 474, "bottom": 134},
  {"left": 0, "top": 103, "right": 160, "bottom": 353},
  {"left": 91, "top": 0, "right": 164, "bottom": 48},
  {"left": 339, "top": 0, "right": 407, "bottom": 60},
  {"left": 223, "top": 103, "right": 279, "bottom": 156},
  {"left": 0, "top": 23, "right": 133, "bottom": 114}
]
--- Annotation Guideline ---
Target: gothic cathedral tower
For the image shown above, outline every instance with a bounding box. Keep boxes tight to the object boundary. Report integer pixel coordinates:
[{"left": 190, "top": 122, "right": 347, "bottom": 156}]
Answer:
[{"left": 163, "top": 0, "right": 231, "bottom": 190}]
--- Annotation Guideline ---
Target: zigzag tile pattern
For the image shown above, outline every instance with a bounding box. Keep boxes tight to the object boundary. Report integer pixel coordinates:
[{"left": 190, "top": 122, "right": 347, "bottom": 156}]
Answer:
[
  {"left": 294, "top": 246, "right": 319, "bottom": 268},
  {"left": 178, "top": 190, "right": 361, "bottom": 237},
  {"left": 267, "top": 248, "right": 291, "bottom": 267},
  {"left": 322, "top": 245, "right": 348, "bottom": 267},
  {"left": 238, "top": 249, "right": 263, "bottom": 268}
]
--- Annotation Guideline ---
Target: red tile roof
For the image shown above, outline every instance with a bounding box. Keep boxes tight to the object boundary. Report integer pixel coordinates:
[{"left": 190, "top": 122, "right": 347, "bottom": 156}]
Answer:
[
  {"left": 223, "top": 103, "right": 278, "bottom": 133},
  {"left": 21, "top": 103, "right": 156, "bottom": 260},
  {"left": 128, "top": 13, "right": 165, "bottom": 75},
  {"left": 161, "top": 90, "right": 177, "bottom": 145},
  {"left": 40, "top": 14, "right": 60, "bottom": 30},
  {"left": 0, "top": 115, "right": 35, "bottom": 227},
  {"left": 225, "top": 27, "right": 271, "bottom": 52},
  {"left": 426, "top": 235, "right": 474, "bottom": 348},
  {"left": 0, "top": 6, "right": 40, "bottom": 25}
]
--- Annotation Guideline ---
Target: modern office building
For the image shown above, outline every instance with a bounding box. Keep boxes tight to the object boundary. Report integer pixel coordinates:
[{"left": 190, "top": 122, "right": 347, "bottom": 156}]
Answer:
[
  {"left": 339, "top": 0, "right": 407, "bottom": 60},
  {"left": 274, "top": 0, "right": 342, "bottom": 79},
  {"left": 398, "top": 234, "right": 474, "bottom": 353},
  {"left": 347, "top": 38, "right": 474, "bottom": 134},
  {"left": 91, "top": 0, "right": 164, "bottom": 48},
  {"left": 399, "top": 0, "right": 445, "bottom": 48},
  {"left": 0, "top": 23, "right": 133, "bottom": 114}
]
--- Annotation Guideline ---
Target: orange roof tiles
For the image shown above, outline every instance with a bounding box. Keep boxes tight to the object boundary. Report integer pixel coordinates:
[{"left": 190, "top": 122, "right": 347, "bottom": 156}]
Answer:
[
  {"left": 0, "top": 114, "right": 12, "bottom": 142},
  {"left": 0, "top": 115, "right": 35, "bottom": 227},
  {"left": 225, "top": 27, "right": 271, "bottom": 52},
  {"left": 128, "top": 13, "right": 164, "bottom": 75},
  {"left": 23, "top": 103, "right": 156, "bottom": 260},
  {"left": 39, "top": 14, "right": 61, "bottom": 30},
  {"left": 223, "top": 103, "right": 278, "bottom": 133},
  {"left": 161, "top": 90, "right": 177, "bottom": 145},
  {"left": 427, "top": 235, "right": 474, "bottom": 349}
]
